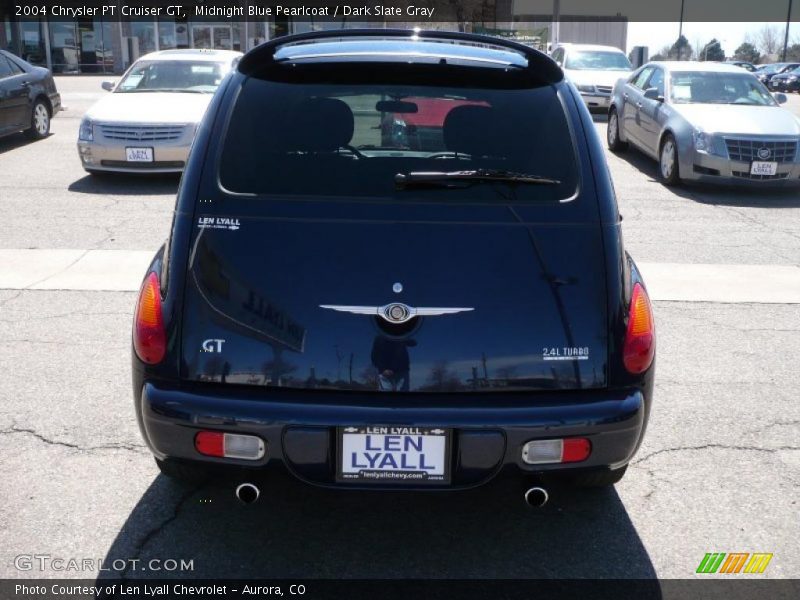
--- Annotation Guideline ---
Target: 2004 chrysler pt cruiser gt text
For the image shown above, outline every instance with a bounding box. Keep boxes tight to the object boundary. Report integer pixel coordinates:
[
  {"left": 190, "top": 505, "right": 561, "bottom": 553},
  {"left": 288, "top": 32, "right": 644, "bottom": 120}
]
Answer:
[{"left": 131, "top": 30, "right": 656, "bottom": 505}]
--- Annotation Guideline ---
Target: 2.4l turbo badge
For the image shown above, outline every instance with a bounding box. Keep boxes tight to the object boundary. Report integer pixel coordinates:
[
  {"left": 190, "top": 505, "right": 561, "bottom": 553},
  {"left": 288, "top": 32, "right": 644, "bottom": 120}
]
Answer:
[{"left": 542, "top": 346, "right": 590, "bottom": 361}]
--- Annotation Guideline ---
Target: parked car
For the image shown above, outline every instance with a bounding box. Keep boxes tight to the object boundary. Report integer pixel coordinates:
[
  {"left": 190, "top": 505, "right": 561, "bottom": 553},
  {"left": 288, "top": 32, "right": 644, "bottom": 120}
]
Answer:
[
  {"left": 768, "top": 66, "right": 800, "bottom": 93},
  {"left": 132, "top": 30, "right": 656, "bottom": 502},
  {"left": 77, "top": 49, "right": 241, "bottom": 174},
  {"left": 725, "top": 60, "right": 756, "bottom": 72},
  {"left": 608, "top": 61, "right": 800, "bottom": 186},
  {"left": 755, "top": 62, "right": 800, "bottom": 85},
  {"left": 550, "top": 43, "right": 632, "bottom": 109},
  {"left": 0, "top": 49, "right": 60, "bottom": 140}
]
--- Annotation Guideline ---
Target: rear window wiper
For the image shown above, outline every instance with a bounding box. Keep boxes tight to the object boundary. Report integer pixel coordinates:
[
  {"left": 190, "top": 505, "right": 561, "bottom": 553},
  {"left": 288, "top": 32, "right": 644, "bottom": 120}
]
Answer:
[{"left": 395, "top": 169, "right": 560, "bottom": 190}]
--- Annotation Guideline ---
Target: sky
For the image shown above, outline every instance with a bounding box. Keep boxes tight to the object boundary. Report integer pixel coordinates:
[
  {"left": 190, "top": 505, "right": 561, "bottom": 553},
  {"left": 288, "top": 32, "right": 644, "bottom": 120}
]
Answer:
[{"left": 626, "top": 22, "right": 799, "bottom": 56}]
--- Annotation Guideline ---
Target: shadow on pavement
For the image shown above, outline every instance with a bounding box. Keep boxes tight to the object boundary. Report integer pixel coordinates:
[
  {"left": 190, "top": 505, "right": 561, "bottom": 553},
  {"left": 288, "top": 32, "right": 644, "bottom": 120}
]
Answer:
[
  {"left": 0, "top": 132, "right": 45, "bottom": 155},
  {"left": 68, "top": 173, "right": 180, "bottom": 196},
  {"left": 612, "top": 147, "right": 800, "bottom": 208},
  {"left": 98, "top": 468, "right": 657, "bottom": 579}
]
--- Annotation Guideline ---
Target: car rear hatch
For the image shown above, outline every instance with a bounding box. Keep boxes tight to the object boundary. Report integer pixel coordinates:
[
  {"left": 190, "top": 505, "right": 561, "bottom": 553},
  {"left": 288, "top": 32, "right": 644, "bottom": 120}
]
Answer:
[{"left": 178, "top": 42, "right": 609, "bottom": 393}]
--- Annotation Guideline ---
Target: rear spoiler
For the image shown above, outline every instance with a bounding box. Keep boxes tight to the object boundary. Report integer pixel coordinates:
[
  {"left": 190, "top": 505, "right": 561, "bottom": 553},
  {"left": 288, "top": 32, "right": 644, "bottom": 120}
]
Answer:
[{"left": 237, "top": 29, "right": 563, "bottom": 84}]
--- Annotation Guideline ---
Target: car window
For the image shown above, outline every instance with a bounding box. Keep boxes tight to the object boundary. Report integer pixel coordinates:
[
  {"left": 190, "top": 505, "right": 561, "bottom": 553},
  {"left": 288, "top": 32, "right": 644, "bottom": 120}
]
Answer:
[
  {"left": 219, "top": 75, "right": 579, "bottom": 204},
  {"left": 670, "top": 71, "right": 776, "bottom": 105},
  {"left": 564, "top": 50, "right": 631, "bottom": 71},
  {"left": 116, "top": 60, "right": 230, "bottom": 93},
  {"left": 552, "top": 48, "right": 564, "bottom": 65},
  {"left": 647, "top": 68, "right": 665, "bottom": 96},
  {"left": 632, "top": 67, "right": 654, "bottom": 89},
  {"left": 0, "top": 57, "right": 13, "bottom": 79}
]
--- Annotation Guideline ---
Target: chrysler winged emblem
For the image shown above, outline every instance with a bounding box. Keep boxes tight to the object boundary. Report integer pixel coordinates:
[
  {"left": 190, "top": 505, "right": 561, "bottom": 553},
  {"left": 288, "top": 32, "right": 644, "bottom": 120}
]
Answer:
[
  {"left": 320, "top": 302, "right": 473, "bottom": 324},
  {"left": 757, "top": 147, "right": 772, "bottom": 160}
]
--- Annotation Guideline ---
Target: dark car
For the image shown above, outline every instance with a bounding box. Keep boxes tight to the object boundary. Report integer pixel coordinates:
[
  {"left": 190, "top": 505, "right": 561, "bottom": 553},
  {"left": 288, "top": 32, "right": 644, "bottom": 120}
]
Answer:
[
  {"left": 725, "top": 60, "right": 756, "bottom": 72},
  {"left": 132, "top": 30, "right": 656, "bottom": 504},
  {"left": 756, "top": 62, "right": 800, "bottom": 85},
  {"left": 0, "top": 50, "right": 61, "bottom": 140},
  {"left": 769, "top": 66, "right": 800, "bottom": 92}
]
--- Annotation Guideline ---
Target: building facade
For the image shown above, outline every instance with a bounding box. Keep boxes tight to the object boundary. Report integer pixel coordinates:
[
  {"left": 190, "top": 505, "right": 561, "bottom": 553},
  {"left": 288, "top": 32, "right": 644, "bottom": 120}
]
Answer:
[{"left": 1, "top": 1, "right": 626, "bottom": 74}]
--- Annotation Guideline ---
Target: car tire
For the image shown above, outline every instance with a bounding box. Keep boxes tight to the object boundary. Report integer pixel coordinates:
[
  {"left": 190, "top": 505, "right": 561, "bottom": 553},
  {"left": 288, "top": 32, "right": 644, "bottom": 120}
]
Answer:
[
  {"left": 607, "top": 108, "right": 628, "bottom": 152},
  {"left": 25, "top": 99, "right": 50, "bottom": 140},
  {"left": 658, "top": 133, "right": 681, "bottom": 186},
  {"left": 155, "top": 457, "right": 212, "bottom": 483},
  {"left": 560, "top": 465, "right": 628, "bottom": 488}
]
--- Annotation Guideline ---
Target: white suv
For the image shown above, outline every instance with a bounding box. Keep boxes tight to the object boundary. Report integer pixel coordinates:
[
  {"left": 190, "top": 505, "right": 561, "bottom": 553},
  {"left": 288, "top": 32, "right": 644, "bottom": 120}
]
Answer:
[{"left": 551, "top": 43, "right": 632, "bottom": 109}]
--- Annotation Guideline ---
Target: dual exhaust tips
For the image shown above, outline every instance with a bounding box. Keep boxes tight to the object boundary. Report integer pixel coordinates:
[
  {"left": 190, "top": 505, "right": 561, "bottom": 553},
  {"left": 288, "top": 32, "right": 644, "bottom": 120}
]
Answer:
[{"left": 235, "top": 481, "right": 549, "bottom": 508}]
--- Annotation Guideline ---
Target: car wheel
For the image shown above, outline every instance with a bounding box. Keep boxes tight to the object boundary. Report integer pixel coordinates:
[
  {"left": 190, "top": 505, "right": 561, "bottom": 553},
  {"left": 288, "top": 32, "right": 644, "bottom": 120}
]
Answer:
[
  {"left": 25, "top": 100, "right": 50, "bottom": 140},
  {"left": 155, "top": 457, "right": 212, "bottom": 483},
  {"left": 659, "top": 133, "right": 681, "bottom": 186},
  {"left": 560, "top": 465, "right": 628, "bottom": 488},
  {"left": 607, "top": 108, "right": 628, "bottom": 152}
]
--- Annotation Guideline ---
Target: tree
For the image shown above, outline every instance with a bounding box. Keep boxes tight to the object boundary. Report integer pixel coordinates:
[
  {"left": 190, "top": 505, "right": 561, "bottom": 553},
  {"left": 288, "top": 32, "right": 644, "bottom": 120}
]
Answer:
[
  {"left": 668, "top": 35, "right": 693, "bottom": 61},
  {"left": 756, "top": 25, "right": 781, "bottom": 56},
  {"left": 785, "top": 43, "right": 800, "bottom": 62},
  {"left": 733, "top": 42, "right": 760, "bottom": 64},
  {"left": 651, "top": 44, "right": 672, "bottom": 61},
  {"left": 700, "top": 39, "right": 725, "bottom": 62}
]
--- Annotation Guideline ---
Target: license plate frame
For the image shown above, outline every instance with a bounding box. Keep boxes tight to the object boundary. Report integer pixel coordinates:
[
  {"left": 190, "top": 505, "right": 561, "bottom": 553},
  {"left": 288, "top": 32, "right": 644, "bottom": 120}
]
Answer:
[
  {"left": 336, "top": 426, "right": 452, "bottom": 485},
  {"left": 750, "top": 160, "right": 778, "bottom": 176},
  {"left": 126, "top": 147, "right": 154, "bottom": 162}
]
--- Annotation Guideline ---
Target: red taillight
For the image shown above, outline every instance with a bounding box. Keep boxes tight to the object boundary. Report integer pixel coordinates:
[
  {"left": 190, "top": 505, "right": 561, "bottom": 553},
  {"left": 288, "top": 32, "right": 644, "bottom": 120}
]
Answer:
[
  {"left": 133, "top": 272, "right": 166, "bottom": 365},
  {"left": 623, "top": 282, "right": 655, "bottom": 374},
  {"left": 562, "top": 438, "right": 592, "bottom": 463},
  {"left": 195, "top": 432, "right": 224, "bottom": 457}
]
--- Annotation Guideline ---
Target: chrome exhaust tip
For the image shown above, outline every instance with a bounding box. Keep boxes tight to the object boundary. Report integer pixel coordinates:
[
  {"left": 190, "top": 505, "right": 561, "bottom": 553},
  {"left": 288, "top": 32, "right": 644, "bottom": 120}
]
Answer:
[
  {"left": 524, "top": 486, "right": 549, "bottom": 508},
  {"left": 235, "top": 482, "right": 260, "bottom": 505}
]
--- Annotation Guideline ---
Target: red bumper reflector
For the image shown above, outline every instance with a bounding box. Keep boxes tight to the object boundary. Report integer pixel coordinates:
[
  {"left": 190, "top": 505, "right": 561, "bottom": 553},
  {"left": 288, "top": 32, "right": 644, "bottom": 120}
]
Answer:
[
  {"left": 562, "top": 438, "right": 592, "bottom": 463},
  {"left": 195, "top": 431, "right": 224, "bottom": 457}
]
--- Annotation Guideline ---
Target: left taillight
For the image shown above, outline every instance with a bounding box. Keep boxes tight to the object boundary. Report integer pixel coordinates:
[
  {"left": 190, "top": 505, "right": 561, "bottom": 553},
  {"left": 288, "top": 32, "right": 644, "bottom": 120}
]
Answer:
[
  {"left": 623, "top": 282, "right": 655, "bottom": 374},
  {"left": 133, "top": 272, "right": 166, "bottom": 365}
]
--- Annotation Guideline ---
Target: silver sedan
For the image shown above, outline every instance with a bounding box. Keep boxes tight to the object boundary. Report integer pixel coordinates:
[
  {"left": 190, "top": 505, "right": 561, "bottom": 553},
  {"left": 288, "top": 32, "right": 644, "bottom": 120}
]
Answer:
[
  {"left": 77, "top": 49, "right": 241, "bottom": 174},
  {"left": 607, "top": 61, "right": 800, "bottom": 187}
]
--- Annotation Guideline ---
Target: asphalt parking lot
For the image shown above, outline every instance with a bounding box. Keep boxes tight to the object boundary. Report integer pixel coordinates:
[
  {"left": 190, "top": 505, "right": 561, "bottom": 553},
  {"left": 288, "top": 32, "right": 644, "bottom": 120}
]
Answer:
[{"left": 0, "top": 77, "right": 798, "bottom": 580}]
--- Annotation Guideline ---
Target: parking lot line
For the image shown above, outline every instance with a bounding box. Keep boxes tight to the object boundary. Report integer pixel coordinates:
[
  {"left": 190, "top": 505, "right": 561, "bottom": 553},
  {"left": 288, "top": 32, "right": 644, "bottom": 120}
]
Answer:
[
  {"left": 1, "top": 250, "right": 799, "bottom": 303},
  {"left": 637, "top": 262, "right": 800, "bottom": 304}
]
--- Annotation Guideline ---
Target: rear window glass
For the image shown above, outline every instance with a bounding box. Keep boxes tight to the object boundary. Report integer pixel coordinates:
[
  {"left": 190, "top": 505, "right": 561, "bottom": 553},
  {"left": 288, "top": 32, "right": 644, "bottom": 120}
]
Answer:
[{"left": 219, "top": 73, "right": 579, "bottom": 203}]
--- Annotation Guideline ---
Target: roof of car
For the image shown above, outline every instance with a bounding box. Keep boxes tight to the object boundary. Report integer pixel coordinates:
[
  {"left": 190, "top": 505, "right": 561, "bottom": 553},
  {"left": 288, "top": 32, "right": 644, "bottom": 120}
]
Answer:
[
  {"left": 647, "top": 61, "right": 755, "bottom": 73},
  {"left": 239, "top": 29, "right": 563, "bottom": 83},
  {"left": 137, "top": 49, "right": 242, "bottom": 62},
  {"left": 274, "top": 39, "right": 529, "bottom": 68},
  {"left": 558, "top": 44, "right": 626, "bottom": 53}
]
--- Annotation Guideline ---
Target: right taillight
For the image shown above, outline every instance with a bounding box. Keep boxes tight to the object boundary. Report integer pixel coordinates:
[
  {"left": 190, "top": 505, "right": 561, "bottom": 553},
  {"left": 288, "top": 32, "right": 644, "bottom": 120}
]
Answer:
[
  {"left": 623, "top": 282, "right": 655, "bottom": 374},
  {"left": 133, "top": 272, "right": 166, "bottom": 365}
]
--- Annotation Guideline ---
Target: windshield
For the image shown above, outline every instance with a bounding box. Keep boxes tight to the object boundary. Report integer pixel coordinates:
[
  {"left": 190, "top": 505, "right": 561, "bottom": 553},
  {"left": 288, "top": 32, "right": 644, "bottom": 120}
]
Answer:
[
  {"left": 669, "top": 72, "right": 777, "bottom": 105},
  {"left": 564, "top": 50, "right": 631, "bottom": 71},
  {"left": 219, "top": 78, "right": 578, "bottom": 203},
  {"left": 116, "top": 60, "right": 229, "bottom": 93}
]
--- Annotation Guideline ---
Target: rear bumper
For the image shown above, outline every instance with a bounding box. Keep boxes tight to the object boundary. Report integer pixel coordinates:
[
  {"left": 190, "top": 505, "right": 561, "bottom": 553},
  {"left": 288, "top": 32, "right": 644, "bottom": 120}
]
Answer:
[{"left": 138, "top": 381, "right": 649, "bottom": 490}]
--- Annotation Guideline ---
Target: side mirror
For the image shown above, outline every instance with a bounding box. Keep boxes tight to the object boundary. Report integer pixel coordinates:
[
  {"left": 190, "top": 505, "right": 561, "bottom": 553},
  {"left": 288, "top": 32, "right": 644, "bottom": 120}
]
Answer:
[
  {"left": 101, "top": 80, "right": 115, "bottom": 92},
  {"left": 643, "top": 87, "right": 664, "bottom": 102},
  {"left": 773, "top": 92, "right": 787, "bottom": 104}
]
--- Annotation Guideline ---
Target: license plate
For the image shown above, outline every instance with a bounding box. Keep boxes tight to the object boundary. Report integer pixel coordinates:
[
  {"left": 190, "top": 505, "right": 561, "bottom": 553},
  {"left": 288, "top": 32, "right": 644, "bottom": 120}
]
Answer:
[
  {"left": 337, "top": 426, "right": 451, "bottom": 484},
  {"left": 126, "top": 147, "right": 153, "bottom": 162},
  {"left": 750, "top": 161, "right": 777, "bottom": 176}
]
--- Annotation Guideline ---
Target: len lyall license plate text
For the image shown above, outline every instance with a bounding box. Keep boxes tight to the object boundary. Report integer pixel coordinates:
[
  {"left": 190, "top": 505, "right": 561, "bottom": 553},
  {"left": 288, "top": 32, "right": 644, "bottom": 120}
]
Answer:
[
  {"left": 126, "top": 147, "right": 153, "bottom": 162},
  {"left": 750, "top": 161, "right": 777, "bottom": 176},
  {"left": 339, "top": 426, "right": 449, "bottom": 483}
]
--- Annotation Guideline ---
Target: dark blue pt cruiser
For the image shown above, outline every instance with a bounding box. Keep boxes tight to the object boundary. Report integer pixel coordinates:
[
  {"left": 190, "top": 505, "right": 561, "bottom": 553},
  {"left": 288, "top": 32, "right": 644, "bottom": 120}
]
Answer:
[{"left": 131, "top": 30, "right": 656, "bottom": 505}]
